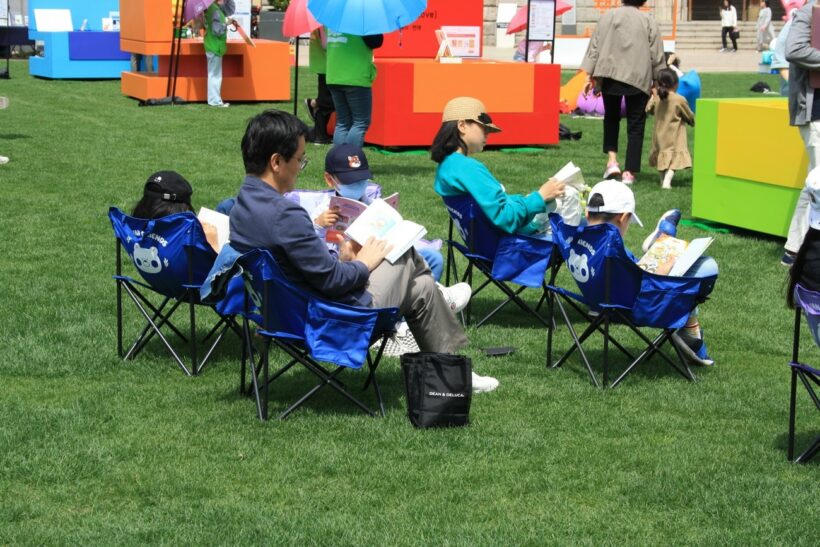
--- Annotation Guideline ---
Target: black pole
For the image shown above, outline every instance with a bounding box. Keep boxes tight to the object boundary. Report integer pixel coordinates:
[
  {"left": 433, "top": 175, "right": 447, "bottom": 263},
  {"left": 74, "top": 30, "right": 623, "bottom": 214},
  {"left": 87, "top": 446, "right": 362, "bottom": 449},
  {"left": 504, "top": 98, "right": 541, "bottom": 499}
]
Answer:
[
  {"left": 293, "top": 38, "right": 299, "bottom": 115},
  {"left": 1, "top": 1, "right": 10, "bottom": 79},
  {"left": 169, "top": 0, "right": 187, "bottom": 104},
  {"left": 524, "top": 0, "right": 531, "bottom": 63}
]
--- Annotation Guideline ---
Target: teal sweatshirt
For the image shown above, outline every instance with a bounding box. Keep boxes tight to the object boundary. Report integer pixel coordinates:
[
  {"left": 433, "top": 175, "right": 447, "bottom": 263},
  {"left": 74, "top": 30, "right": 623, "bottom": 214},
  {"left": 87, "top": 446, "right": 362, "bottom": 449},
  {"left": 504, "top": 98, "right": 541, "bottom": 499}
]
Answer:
[{"left": 434, "top": 152, "right": 546, "bottom": 235}]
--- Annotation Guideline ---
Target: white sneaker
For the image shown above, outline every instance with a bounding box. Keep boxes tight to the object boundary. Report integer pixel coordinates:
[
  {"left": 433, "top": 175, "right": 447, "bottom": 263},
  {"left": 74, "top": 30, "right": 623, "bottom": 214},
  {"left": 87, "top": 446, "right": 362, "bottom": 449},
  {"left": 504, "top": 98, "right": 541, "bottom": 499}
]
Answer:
[
  {"left": 437, "top": 282, "right": 471, "bottom": 313},
  {"left": 0, "top": 155, "right": 8, "bottom": 165},
  {"left": 471, "top": 371, "right": 499, "bottom": 393}
]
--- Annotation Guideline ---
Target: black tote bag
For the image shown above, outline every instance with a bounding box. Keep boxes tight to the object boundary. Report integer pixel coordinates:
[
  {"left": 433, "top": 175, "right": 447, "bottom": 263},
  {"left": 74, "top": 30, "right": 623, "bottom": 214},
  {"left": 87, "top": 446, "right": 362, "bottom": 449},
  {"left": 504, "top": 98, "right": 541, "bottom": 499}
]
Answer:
[{"left": 401, "top": 352, "right": 472, "bottom": 428}]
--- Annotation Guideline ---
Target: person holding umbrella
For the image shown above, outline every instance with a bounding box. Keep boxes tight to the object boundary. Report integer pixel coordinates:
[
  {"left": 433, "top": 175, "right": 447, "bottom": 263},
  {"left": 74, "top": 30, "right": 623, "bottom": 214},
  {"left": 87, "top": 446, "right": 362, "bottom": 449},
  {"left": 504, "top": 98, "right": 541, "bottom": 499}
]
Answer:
[
  {"left": 307, "top": 0, "right": 427, "bottom": 146},
  {"left": 203, "top": 0, "right": 236, "bottom": 107},
  {"left": 325, "top": 30, "right": 383, "bottom": 147}
]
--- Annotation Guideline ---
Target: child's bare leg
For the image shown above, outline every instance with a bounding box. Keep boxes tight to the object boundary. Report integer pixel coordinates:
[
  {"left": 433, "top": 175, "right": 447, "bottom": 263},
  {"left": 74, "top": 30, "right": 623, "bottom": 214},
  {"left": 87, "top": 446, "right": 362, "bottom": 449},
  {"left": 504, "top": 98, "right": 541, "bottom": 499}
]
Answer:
[{"left": 662, "top": 169, "right": 674, "bottom": 189}]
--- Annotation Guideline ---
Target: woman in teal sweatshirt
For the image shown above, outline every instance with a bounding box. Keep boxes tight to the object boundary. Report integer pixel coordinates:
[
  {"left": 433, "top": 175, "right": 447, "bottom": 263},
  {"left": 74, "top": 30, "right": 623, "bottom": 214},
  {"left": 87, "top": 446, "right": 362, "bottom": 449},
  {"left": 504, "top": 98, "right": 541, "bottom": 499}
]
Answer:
[{"left": 432, "top": 97, "right": 566, "bottom": 235}]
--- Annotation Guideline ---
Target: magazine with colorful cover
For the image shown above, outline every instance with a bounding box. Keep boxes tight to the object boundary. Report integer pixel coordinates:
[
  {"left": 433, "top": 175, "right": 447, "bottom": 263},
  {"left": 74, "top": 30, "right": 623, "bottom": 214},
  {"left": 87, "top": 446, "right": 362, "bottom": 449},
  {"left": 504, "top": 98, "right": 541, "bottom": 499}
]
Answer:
[
  {"left": 325, "top": 192, "right": 398, "bottom": 242},
  {"left": 344, "top": 198, "right": 426, "bottom": 264},
  {"left": 637, "top": 233, "right": 714, "bottom": 276}
]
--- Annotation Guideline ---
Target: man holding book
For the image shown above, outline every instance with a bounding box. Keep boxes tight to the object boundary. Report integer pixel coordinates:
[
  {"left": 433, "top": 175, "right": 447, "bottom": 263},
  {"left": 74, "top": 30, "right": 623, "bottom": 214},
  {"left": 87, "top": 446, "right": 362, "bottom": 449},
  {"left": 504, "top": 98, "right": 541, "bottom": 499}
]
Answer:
[
  {"left": 228, "top": 110, "right": 499, "bottom": 393},
  {"left": 584, "top": 180, "right": 719, "bottom": 366}
]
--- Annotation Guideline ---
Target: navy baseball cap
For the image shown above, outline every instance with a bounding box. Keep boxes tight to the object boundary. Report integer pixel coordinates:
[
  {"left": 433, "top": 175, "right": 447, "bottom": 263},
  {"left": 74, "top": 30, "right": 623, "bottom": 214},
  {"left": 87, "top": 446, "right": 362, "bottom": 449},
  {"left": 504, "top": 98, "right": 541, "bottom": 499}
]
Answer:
[{"left": 324, "top": 144, "right": 372, "bottom": 185}]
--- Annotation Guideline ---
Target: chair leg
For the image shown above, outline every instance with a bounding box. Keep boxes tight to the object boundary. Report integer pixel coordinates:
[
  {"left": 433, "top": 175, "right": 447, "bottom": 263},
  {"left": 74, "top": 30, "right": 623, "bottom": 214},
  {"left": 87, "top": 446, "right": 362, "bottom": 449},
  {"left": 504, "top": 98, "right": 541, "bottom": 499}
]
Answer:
[
  {"left": 788, "top": 366, "right": 798, "bottom": 461},
  {"left": 552, "top": 297, "right": 600, "bottom": 388},
  {"left": 121, "top": 283, "right": 191, "bottom": 375},
  {"left": 189, "top": 292, "right": 198, "bottom": 376},
  {"left": 795, "top": 436, "right": 820, "bottom": 463},
  {"left": 116, "top": 279, "right": 124, "bottom": 358},
  {"left": 603, "top": 312, "right": 610, "bottom": 388}
]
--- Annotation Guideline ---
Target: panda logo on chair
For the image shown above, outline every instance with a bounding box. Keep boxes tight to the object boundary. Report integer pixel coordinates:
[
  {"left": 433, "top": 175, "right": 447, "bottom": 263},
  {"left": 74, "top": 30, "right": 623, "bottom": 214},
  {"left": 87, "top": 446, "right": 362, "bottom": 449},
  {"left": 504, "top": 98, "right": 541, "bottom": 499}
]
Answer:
[
  {"left": 567, "top": 249, "right": 590, "bottom": 283},
  {"left": 133, "top": 243, "right": 163, "bottom": 274}
]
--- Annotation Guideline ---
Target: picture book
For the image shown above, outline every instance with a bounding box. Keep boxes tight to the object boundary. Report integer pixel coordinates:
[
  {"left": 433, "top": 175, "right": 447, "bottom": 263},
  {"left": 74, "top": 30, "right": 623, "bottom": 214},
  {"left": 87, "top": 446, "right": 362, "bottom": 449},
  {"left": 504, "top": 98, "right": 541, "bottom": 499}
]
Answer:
[
  {"left": 637, "top": 234, "right": 714, "bottom": 276},
  {"left": 197, "top": 207, "right": 230, "bottom": 251},
  {"left": 325, "top": 192, "right": 399, "bottom": 243},
  {"left": 344, "top": 199, "right": 427, "bottom": 264}
]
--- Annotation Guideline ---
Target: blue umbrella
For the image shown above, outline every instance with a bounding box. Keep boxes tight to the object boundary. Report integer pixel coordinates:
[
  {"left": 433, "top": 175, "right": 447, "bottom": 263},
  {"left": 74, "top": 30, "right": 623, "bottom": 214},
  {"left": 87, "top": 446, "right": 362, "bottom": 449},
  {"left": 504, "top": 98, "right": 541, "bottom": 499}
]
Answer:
[{"left": 307, "top": 0, "right": 427, "bottom": 36}]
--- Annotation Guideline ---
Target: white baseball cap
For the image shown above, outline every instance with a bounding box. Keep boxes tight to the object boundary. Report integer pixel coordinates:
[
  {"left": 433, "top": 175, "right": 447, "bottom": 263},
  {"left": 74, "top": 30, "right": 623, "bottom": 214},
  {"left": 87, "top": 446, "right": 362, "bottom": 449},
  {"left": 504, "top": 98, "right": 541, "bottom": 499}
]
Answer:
[
  {"left": 807, "top": 165, "right": 820, "bottom": 230},
  {"left": 586, "top": 179, "right": 643, "bottom": 227}
]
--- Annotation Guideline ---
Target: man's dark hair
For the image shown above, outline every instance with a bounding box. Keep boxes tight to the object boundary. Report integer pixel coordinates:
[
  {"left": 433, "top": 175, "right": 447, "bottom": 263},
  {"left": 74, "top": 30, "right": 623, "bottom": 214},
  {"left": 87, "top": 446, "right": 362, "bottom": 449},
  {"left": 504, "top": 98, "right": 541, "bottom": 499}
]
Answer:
[
  {"left": 586, "top": 193, "right": 619, "bottom": 223},
  {"left": 430, "top": 121, "right": 468, "bottom": 164},
  {"left": 763, "top": 0, "right": 770, "bottom": 7},
  {"left": 623, "top": 0, "right": 647, "bottom": 7},
  {"left": 242, "top": 110, "right": 309, "bottom": 175}
]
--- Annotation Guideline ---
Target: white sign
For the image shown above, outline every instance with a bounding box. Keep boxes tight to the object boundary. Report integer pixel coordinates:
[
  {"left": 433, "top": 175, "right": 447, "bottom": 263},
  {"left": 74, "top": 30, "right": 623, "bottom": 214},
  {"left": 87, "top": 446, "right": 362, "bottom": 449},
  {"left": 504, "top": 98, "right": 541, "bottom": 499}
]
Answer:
[
  {"left": 227, "top": 0, "right": 251, "bottom": 42},
  {"left": 496, "top": 2, "right": 517, "bottom": 49},
  {"left": 34, "top": 8, "right": 73, "bottom": 32},
  {"left": 528, "top": 0, "right": 555, "bottom": 41},
  {"left": 0, "top": 1, "right": 8, "bottom": 21},
  {"left": 441, "top": 26, "right": 481, "bottom": 58}
]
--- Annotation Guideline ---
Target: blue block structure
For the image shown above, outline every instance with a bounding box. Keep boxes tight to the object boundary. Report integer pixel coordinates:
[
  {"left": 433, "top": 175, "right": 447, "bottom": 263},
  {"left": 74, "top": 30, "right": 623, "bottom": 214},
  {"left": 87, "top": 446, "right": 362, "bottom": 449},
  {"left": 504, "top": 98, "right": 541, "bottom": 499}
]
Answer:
[{"left": 28, "top": 0, "right": 131, "bottom": 79}]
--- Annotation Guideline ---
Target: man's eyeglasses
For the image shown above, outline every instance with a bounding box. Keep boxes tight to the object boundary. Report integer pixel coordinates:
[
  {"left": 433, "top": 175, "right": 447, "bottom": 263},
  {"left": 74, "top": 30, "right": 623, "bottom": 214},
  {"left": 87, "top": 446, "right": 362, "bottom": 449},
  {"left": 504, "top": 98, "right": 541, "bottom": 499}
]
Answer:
[{"left": 299, "top": 156, "right": 309, "bottom": 171}]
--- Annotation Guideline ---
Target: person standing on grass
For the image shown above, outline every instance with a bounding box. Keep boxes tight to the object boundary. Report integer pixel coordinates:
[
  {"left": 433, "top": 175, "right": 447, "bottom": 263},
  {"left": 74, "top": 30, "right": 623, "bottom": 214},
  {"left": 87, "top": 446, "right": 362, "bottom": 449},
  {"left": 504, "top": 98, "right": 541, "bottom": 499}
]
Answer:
[
  {"left": 646, "top": 69, "right": 695, "bottom": 189},
  {"left": 782, "top": 0, "right": 820, "bottom": 265},
  {"left": 304, "top": 27, "right": 334, "bottom": 145},
  {"left": 757, "top": 0, "right": 776, "bottom": 52},
  {"left": 204, "top": 0, "right": 236, "bottom": 107},
  {"left": 580, "top": 0, "right": 665, "bottom": 185},
  {"left": 720, "top": 0, "right": 739, "bottom": 53},
  {"left": 325, "top": 30, "right": 383, "bottom": 148}
]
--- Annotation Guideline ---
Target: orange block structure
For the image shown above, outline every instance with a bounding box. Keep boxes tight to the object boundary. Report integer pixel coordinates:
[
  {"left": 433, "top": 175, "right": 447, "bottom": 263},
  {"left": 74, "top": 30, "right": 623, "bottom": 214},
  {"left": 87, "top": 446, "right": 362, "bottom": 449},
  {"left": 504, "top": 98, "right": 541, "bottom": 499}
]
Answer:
[
  {"left": 368, "top": 59, "right": 560, "bottom": 147},
  {"left": 119, "top": 0, "right": 290, "bottom": 103}
]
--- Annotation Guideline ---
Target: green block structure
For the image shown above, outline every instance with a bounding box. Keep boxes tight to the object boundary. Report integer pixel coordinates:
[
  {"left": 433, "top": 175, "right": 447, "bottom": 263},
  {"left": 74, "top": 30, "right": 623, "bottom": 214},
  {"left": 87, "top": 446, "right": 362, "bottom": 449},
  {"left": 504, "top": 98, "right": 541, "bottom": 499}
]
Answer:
[{"left": 693, "top": 98, "right": 804, "bottom": 238}]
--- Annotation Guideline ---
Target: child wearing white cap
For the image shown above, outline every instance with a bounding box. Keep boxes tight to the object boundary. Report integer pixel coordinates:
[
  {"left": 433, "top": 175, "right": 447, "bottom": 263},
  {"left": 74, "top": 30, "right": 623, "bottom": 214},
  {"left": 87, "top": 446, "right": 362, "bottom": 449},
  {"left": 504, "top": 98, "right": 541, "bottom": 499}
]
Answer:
[{"left": 585, "top": 179, "right": 720, "bottom": 366}]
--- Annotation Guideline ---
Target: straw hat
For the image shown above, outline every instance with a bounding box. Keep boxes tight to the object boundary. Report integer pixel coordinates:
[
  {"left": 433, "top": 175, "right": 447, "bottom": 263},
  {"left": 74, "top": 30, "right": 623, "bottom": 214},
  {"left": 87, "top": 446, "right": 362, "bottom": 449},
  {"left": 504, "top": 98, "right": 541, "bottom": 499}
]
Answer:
[{"left": 441, "top": 97, "right": 502, "bottom": 133}]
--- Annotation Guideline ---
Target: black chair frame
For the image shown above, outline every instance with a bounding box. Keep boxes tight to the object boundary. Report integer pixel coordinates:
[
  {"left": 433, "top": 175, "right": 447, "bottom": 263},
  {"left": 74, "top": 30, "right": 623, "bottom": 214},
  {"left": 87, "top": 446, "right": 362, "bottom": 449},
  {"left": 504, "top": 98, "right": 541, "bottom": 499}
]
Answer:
[
  {"left": 115, "top": 241, "right": 240, "bottom": 376},
  {"left": 787, "top": 305, "right": 820, "bottom": 463},
  {"left": 547, "top": 255, "right": 699, "bottom": 389},
  {"left": 239, "top": 279, "right": 393, "bottom": 421},
  {"left": 444, "top": 216, "right": 554, "bottom": 329}
]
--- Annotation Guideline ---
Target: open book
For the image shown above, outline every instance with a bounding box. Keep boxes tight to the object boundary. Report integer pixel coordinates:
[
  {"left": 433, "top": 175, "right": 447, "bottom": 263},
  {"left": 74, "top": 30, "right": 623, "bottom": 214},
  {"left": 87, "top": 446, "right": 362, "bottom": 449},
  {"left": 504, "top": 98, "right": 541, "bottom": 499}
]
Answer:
[
  {"left": 637, "top": 234, "right": 714, "bottom": 276},
  {"left": 197, "top": 207, "right": 230, "bottom": 251},
  {"left": 344, "top": 198, "right": 427, "bottom": 264},
  {"left": 326, "top": 192, "right": 399, "bottom": 242},
  {"left": 552, "top": 161, "right": 589, "bottom": 193}
]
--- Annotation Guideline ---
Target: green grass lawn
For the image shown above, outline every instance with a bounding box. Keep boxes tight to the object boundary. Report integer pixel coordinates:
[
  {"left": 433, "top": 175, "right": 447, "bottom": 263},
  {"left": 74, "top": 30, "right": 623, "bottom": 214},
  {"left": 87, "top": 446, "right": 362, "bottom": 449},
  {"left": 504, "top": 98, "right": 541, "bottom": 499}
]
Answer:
[{"left": 0, "top": 62, "right": 816, "bottom": 544}]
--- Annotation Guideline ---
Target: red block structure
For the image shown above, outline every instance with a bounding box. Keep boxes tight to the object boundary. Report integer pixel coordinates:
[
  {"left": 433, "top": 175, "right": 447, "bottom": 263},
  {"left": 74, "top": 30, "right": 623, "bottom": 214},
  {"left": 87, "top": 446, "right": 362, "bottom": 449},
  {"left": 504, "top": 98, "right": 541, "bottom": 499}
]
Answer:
[
  {"left": 375, "top": 0, "right": 484, "bottom": 59},
  {"left": 368, "top": 59, "right": 560, "bottom": 147}
]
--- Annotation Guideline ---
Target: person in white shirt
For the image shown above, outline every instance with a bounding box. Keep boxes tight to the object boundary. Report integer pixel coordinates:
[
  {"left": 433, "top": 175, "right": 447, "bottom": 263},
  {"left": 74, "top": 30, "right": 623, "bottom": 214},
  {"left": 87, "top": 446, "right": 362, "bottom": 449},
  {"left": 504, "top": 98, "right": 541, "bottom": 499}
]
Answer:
[{"left": 720, "top": 0, "right": 739, "bottom": 52}]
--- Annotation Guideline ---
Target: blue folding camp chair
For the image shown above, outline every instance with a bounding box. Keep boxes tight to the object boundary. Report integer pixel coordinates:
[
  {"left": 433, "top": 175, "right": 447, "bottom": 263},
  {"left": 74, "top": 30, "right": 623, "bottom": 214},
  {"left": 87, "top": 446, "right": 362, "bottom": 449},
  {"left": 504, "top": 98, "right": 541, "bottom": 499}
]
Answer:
[
  {"left": 547, "top": 214, "right": 717, "bottom": 388},
  {"left": 237, "top": 249, "right": 400, "bottom": 421},
  {"left": 442, "top": 195, "right": 558, "bottom": 328},
  {"left": 787, "top": 283, "right": 820, "bottom": 463},
  {"left": 109, "top": 208, "right": 242, "bottom": 376}
]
